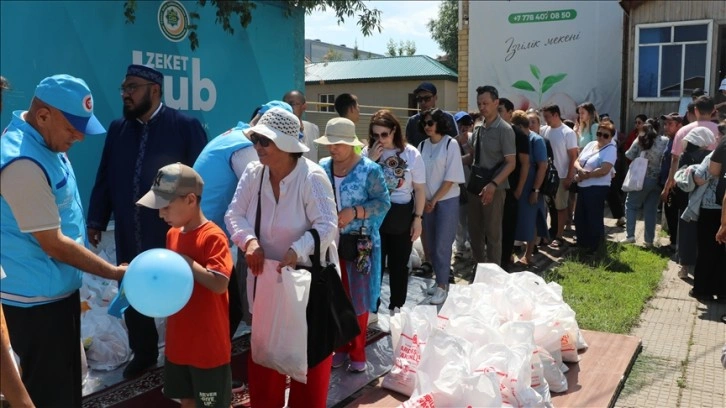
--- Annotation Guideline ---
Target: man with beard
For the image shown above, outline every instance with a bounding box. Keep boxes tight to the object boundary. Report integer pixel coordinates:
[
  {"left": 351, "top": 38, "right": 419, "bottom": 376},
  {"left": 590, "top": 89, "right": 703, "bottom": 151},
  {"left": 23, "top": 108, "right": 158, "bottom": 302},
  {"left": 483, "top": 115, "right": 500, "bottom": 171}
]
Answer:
[{"left": 87, "top": 65, "right": 207, "bottom": 379}]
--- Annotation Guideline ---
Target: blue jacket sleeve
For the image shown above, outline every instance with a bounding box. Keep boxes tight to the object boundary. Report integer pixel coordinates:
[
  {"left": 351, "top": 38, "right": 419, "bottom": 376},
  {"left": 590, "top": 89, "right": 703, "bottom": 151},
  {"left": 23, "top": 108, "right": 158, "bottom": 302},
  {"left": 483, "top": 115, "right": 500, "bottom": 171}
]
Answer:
[{"left": 184, "top": 117, "right": 208, "bottom": 165}]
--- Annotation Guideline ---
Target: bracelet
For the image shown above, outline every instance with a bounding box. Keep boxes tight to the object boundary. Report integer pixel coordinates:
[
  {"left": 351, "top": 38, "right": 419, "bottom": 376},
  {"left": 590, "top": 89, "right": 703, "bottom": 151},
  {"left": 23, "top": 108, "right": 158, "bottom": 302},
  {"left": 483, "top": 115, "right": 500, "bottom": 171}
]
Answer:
[
  {"left": 353, "top": 206, "right": 358, "bottom": 219},
  {"left": 490, "top": 180, "right": 499, "bottom": 188}
]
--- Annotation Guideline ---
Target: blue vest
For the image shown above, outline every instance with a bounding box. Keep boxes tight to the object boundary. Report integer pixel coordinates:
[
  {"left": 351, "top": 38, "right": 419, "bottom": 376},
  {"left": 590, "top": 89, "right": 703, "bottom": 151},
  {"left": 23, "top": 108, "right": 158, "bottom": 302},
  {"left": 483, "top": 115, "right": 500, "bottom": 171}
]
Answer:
[
  {"left": 193, "top": 122, "right": 253, "bottom": 237},
  {"left": 0, "top": 112, "right": 86, "bottom": 307}
]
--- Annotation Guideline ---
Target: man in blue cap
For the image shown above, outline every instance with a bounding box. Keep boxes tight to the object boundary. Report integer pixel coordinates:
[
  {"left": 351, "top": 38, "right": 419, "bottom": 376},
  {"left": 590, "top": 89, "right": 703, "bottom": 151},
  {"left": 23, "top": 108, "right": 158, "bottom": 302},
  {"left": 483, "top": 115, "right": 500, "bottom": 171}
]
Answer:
[
  {"left": 405, "top": 82, "right": 458, "bottom": 149},
  {"left": 0, "top": 74, "right": 127, "bottom": 406},
  {"left": 193, "top": 100, "right": 293, "bottom": 337},
  {"left": 86, "top": 64, "right": 207, "bottom": 379}
]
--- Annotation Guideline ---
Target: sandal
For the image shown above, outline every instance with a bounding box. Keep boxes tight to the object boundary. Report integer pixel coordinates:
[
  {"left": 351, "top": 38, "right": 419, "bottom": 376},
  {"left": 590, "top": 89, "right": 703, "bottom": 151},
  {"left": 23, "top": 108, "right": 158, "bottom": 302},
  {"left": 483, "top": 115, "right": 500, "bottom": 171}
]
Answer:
[
  {"left": 412, "top": 261, "right": 434, "bottom": 277},
  {"left": 550, "top": 238, "right": 566, "bottom": 248}
]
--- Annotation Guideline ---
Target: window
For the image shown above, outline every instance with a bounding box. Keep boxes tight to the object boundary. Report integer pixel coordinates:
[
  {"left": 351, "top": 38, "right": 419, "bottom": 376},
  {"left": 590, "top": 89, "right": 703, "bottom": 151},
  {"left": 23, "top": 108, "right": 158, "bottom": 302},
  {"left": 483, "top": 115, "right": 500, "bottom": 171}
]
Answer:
[
  {"left": 634, "top": 20, "right": 712, "bottom": 101},
  {"left": 319, "top": 94, "right": 335, "bottom": 112}
]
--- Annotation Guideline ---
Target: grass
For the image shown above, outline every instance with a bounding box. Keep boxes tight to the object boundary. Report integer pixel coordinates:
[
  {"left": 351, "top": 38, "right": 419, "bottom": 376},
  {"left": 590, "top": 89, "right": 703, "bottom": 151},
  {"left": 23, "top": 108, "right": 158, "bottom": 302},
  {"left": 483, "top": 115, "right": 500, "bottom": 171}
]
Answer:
[{"left": 541, "top": 242, "right": 668, "bottom": 334}]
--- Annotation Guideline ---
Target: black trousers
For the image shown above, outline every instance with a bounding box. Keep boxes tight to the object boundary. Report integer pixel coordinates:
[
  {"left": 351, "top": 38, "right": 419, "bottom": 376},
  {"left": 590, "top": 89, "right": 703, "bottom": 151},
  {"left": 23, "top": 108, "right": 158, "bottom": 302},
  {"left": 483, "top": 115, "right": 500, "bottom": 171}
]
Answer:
[
  {"left": 606, "top": 180, "right": 625, "bottom": 219},
  {"left": 4, "top": 291, "right": 82, "bottom": 408},
  {"left": 500, "top": 189, "right": 518, "bottom": 271},
  {"left": 693, "top": 209, "right": 726, "bottom": 297},
  {"left": 125, "top": 305, "right": 159, "bottom": 361},
  {"left": 663, "top": 188, "right": 680, "bottom": 246},
  {"left": 234, "top": 248, "right": 251, "bottom": 329},
  {"left": 380, "top": 230, "right": 414, "bottom": 310}
]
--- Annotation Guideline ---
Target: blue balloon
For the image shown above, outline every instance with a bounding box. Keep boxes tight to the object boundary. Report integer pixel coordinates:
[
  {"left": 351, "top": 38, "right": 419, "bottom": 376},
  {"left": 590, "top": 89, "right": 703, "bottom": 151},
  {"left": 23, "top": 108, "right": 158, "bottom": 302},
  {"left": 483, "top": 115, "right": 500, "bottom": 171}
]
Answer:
[{"left": 124, "top": 248, "right": 194, "bottom": 318}]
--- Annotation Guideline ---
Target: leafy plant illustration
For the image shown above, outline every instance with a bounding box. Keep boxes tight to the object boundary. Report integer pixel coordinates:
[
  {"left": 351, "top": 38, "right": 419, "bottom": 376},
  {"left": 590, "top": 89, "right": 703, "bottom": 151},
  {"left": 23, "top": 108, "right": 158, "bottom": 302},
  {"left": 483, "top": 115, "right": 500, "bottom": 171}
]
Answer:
[{"left": 512, "top": 64, "right": 567, "bottom": 107}]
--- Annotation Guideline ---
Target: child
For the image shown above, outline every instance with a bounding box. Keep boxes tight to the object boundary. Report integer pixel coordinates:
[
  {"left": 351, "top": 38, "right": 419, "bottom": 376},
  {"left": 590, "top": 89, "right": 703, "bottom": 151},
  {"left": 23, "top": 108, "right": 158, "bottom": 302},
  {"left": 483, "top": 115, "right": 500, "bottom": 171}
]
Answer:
[{"left": 136, "top": 163, "right": 233, "bottom": 408}]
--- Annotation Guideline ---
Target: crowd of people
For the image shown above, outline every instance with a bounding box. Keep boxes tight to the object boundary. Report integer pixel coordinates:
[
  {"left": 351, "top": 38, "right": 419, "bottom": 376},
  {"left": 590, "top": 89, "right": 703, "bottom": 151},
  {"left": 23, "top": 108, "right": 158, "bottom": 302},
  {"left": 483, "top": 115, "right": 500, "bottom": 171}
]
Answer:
[{"left": 1, "top": 66, "right": 725, "bottom": 408}]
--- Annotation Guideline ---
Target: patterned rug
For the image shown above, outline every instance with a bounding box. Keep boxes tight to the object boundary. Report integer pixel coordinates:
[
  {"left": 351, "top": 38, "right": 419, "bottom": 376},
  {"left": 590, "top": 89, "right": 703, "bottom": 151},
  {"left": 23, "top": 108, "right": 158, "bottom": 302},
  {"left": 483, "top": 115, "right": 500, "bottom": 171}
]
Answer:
[{"left": 82, "top": 328, "right": 387, "bottom": 407}]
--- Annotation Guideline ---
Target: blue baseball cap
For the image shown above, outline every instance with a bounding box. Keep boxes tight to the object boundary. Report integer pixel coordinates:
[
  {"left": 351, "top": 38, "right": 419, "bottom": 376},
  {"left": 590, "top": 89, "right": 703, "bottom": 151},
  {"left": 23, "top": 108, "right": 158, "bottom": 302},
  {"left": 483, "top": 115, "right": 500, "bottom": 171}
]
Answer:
[
  {"left": 454, "top": 111, "right": 472, "bottom": 123},
  {"left": 259, "top": 100, "right": 293, "bottom": 115},
  {"left": 34, "top": 74, "right": 106, "bottom": 135}
]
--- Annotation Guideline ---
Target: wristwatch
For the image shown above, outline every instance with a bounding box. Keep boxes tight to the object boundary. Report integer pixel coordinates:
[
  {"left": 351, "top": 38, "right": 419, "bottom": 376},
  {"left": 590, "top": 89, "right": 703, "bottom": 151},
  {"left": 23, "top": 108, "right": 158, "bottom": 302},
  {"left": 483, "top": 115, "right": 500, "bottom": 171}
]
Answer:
[{"left": 532, "top": 188, "right": 540, "bottom": 193}]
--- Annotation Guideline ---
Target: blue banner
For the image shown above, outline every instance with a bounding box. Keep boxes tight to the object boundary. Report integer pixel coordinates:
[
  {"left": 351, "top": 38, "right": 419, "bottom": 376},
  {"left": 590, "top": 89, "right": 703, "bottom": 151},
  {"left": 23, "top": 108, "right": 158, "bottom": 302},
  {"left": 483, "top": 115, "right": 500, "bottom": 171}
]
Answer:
[{"left": 1, "top": 0, "right": 304, "bottom": 211}]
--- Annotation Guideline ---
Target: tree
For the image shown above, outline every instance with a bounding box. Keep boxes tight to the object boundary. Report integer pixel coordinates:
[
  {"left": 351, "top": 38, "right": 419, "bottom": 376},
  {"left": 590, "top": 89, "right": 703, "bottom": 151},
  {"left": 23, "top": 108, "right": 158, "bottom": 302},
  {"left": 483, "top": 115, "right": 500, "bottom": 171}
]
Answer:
[
  {"left": 401, "top": 40, "right": 416, "bottom": 56},
  {"left": 385, "top": 39, "right": 416, "bottom": 57},
  {"left": 427, "top": 0, "right": 458, "bottom": 71},
  {"left": 322, "top": 47, "right": 343, "bottom": 62},
  {"left": 123, "top": 0, "right": 382, "bottom": 50},
  {"left": 352, "top": 40, "right": 360, "bottom": 59},
  {"left": 385, "top": 38, "right": 397, "bottom": 57}
]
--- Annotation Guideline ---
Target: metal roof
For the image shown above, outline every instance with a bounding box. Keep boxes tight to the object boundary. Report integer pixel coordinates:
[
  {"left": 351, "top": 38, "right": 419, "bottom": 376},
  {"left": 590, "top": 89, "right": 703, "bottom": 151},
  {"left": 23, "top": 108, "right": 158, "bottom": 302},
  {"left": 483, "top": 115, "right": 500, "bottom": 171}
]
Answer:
[{"left": 305, "top": 55, "right": 458, "bottom": 84}]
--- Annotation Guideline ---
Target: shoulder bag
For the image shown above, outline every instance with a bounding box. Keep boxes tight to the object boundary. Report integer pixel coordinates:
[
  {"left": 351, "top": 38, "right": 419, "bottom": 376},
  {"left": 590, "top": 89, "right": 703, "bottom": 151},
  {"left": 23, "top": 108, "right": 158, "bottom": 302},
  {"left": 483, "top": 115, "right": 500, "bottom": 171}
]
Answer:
[{"left": 466, "top": 127, "right": 503, "bottom": 195}]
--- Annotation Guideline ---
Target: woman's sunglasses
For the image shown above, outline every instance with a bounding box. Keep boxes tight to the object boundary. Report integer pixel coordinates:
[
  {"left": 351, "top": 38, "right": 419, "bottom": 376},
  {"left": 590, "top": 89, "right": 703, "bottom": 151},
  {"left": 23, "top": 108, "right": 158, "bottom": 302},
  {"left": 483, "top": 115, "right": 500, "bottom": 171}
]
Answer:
[
  {"left": 371, "top": 131, "right": 391, "bottom": 139},
  {"left": 423, "top": 120, "right": 436, "bottom": 127},
  {"left": 249, "top": 133, "right": 272, "bottom": 147},
  {"left": 596, "top": 131, "right": 612, "bottom": 139}
]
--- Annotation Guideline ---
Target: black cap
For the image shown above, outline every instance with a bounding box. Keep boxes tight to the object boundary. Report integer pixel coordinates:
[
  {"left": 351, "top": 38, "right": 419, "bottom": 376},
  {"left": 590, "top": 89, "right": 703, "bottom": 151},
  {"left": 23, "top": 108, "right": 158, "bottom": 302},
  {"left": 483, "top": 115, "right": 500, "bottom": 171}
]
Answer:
[{"left": 413, "top": 82, "right": 437, "bottom": 95}]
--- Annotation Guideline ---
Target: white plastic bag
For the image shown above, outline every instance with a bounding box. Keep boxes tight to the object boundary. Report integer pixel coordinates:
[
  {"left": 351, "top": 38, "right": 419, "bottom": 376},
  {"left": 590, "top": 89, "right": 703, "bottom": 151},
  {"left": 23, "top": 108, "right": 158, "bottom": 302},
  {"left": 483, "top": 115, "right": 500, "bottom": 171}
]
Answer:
[
  {"left": 383, "top": 305, "right": 438, "bottom": 396},
  {"left": 409, "top": 330, "right": 502, "bottom": 408},
  {"left": 251, "top": 260, "right": 311, "bottom": 384},
  {"left": 81, "top": 307, "right": 131, "bottom": 371},
  {"left": 622, "top": 152, "right": 647, "bottom": 192}
]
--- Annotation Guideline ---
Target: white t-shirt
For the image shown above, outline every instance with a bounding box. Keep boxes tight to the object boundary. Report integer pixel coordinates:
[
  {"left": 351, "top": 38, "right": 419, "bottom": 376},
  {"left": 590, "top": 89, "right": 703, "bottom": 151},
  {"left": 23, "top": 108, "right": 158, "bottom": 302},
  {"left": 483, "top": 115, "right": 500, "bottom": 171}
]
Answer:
[
  {"left": 362, "top": 144, "right": 426, "bottom": 204},
  {"left": 302, "top": 120, "right": 320, "bottom": 162},
  {"left": 418, "top": 136, "right": 465, "bottom": 201},
  {"left": 333, "top": 176, "right": 345, "bottom": 211},
  {"left": 577, "top": 141, "right": 617, "bottom": 188},
  {"left": 543, "top": 124, "right": 578, "bottom": 178}
]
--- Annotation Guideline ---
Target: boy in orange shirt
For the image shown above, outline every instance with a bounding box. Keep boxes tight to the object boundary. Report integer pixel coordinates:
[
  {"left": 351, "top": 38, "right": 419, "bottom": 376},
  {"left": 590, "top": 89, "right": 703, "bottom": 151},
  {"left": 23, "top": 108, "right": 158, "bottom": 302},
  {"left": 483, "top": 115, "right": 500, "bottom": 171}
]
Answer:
[{"left": 137, "top": 163, "right": 233, "bottom": 407}]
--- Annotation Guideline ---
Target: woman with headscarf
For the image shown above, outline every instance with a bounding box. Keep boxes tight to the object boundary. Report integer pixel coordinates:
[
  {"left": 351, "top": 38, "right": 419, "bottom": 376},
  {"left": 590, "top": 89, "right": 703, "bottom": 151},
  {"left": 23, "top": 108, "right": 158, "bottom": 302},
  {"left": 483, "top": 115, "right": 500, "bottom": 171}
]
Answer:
[
  {"left": 225, "top": 108, "right": 338, "bottom": 408},
  {"left": 362, "top": 110, "right": 425, "bottom": 316},
  {"left": 315, "top": 118, "right": 390, "bottom": 373}
]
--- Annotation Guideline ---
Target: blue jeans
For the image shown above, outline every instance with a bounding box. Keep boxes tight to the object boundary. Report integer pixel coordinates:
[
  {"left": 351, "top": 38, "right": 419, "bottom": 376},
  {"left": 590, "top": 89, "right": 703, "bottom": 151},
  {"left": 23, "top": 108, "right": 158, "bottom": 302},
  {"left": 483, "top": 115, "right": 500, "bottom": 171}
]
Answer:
[
  {"left": 422, "top": 197, "right": 459, "bottom": 285},
  {"left": 574, "top": 185, "right": 610, "bottom": 253},
  {"left": 625, "top": 177, "right": 660, "bottom": 244}
]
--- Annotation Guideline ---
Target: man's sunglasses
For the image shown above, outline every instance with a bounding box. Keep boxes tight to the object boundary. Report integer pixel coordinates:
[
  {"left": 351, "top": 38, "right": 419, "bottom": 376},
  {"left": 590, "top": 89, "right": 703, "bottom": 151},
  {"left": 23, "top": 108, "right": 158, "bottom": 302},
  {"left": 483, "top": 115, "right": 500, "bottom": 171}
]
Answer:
[{"left": 249, "top": 133, "right": 272, "bottom": 147}]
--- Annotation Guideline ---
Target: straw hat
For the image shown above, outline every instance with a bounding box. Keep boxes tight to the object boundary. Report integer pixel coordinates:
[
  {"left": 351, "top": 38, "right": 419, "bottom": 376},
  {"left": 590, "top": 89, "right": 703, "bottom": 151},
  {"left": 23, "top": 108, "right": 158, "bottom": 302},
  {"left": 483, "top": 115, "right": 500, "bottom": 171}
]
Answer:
[{"left": 314, "top": 118, "right": 364, "bottom": 147}]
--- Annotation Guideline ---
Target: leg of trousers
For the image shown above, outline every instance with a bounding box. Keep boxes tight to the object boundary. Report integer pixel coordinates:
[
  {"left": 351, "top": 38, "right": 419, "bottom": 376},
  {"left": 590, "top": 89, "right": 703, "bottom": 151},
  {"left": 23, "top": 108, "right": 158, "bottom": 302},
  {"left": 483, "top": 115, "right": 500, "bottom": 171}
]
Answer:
[
  {"left": 336, "top": 261, "right": 368, "bottom": 363},
  {"left": 693, "top": 209, "right": 726, "bottom": 297},
  {"left": 575, "top": 186, "right": 609, "bottom": 253},
  {"left": 380, "top": 231, "right": 413, "bottom": 310},
  {"left": 607, "top": 169, "right": 626, "bottom": 219},
  {"left": 641, "top": 180, "right": 661, "bottom": 244},
  {"left": 500, "top": 189, "right": 519, "bottom": 270},
  {"left": 228, "top": 262, "right": 244, "bottom": 337},
  {"left": 677, "top": 219, "right": 699, "bottom": 266},
  {"left": 4, "top": 291, "right": 82, "bottom": 408},
  {"left": 664, "top": 189, "right": 679, "bottom": 246},
  {"left": 247, "top": 353, "right": 332, "bottom": 408},
  {"left": 455, "top": 202, "right": 469, "bottom": 251},
  {"left": 547, "top": 196, "right": 559, "bottom": 240},
  {"left": 467, "top": 189, "right": 506, "bottom": 265},
  {"left": 124, "top": 305, "right": 159, "bottom": 361},
  {"left": 423, "top": 197, "right": 459, "bottom": 285}
]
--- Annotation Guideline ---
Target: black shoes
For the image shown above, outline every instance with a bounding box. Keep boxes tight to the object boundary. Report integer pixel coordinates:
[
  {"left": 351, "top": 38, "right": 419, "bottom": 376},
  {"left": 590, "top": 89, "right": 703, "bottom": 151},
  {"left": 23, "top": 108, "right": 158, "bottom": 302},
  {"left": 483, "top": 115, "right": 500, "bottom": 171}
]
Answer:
[{"left": 122, "top": 355, "right": 158, "bottom": 379}]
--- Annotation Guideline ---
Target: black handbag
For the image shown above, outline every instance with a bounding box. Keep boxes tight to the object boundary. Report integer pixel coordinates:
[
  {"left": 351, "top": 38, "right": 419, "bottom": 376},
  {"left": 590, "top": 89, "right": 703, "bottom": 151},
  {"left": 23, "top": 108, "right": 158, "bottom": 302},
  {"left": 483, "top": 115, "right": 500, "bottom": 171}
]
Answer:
[
  {"left": 466, "top": 128, "right": 503, "bottom": 195},
  {"left": 380, "top": 200, "right": 414, "bottom": 235},
  {"left": 541, "top": 158, "right": 560, "bottom": 197},
  {"left": 306, "top": 229, "right": 361, "bottom": 368},
  {"left": 330, "top": 162, "right": 371, "bottom": 261}
]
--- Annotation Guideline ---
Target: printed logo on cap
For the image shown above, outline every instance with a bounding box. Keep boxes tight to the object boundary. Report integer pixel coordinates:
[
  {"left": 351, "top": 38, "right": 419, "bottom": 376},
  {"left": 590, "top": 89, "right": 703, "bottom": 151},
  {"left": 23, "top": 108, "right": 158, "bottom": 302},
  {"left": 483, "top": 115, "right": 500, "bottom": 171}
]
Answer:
[
  {"left": 158, "top": 1, "right": 189, "bottom": 43},
  {"left": 83, "top": 95, "right": 93, "bottom": 113}
]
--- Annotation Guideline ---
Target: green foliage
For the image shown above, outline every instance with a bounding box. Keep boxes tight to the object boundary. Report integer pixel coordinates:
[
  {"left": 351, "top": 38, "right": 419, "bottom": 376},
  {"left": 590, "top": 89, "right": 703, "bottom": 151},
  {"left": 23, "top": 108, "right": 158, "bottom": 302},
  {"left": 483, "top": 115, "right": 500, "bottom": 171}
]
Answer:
[
  {"left": 123, "top": 0, "right": 382, "bottom": 50},
  {"left": 385, "top": 38, "right": 397, "bottom": 57},
  {"left": 427, "top": 0, "right": 457, "bottom": 71},
  {"left": 322, "top": 47, "right": 343, "bottom": 62},
  {"left": 352, "top": 40, "right": 360, "bottom": 59},
  {"left": 385, "top": 38, "right": 416, "bottom": 57},
  {"left": 543, "top": 243, "right": 667, "bottom": 334},
  {"left": 512, "top": 64, "right": 567, "bottom": 107}
]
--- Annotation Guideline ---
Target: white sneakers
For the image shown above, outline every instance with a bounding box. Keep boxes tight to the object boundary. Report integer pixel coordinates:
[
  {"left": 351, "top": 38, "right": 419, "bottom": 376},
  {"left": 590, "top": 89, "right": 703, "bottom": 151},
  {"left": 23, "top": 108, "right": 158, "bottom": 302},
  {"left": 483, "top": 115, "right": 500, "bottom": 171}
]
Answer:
[
  {"left": 389, "top": 307, "right": 401, "bottom": 317},
  {"left": 426, "top": 284, "right": 437, "bottom": 295},
  {"left": 430, "top": 287, "right": 447, "bottom": 305},
  {"left": 620, "top": 236, "right": 636, "bottom": 244}
]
